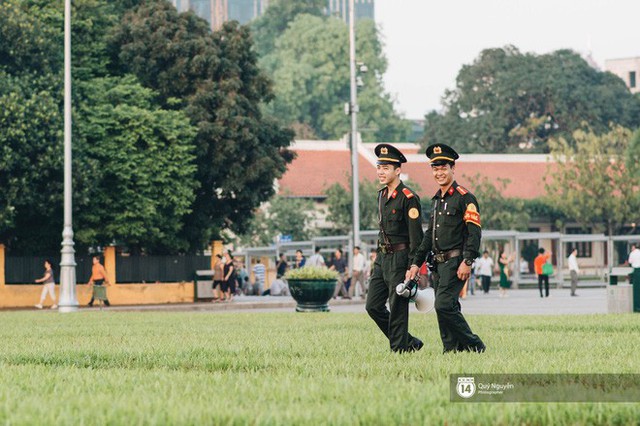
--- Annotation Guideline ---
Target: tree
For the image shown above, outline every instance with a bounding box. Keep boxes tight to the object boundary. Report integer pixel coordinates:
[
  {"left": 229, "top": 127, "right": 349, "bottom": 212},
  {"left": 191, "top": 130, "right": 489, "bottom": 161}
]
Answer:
[
  {"left": 109, "top": 2, "right": 295, "bottom": 250},
  {"left": 260, "top": 14, "right": 409, "bottom": 142},
  {"left": 460, "top": 174, "right": 530, "bottom": 231},
  {"left": 0, "top": 72, "right": 64, "bottom": 253},
  {"left": 73, "top": 76, "right": 198, "bottom": 253},
  {"left": 250, "top": 0, "right": 325, "bottom": 58},
  {"left": 324, "top": 178, "right": 422, "bottom": 233},
  {"left": 546, "top": 125, "right": 640, "bottom": 235},
  {"left": 236, "top": 195, "right": 317, "bottom": 247},
  {"left": 422, "top": 46, "right": 640, "bottom": 153}
]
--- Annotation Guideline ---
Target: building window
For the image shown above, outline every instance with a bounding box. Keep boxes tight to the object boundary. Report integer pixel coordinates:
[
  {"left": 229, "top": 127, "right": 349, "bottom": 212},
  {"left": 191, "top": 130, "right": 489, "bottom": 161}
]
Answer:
[
  {"left": 630, "top": 71, "right": 637, "bottom": 88},
  {"left": 565, "top": 227, "right": 592, "bottom": 258}
]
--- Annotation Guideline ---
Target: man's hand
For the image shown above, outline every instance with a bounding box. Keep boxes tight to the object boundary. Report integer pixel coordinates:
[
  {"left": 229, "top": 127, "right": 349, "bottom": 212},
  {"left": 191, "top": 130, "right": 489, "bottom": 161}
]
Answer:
[
  {"left": 408, "top": 265, "right": 420, "bottom": 280},
  {"left": 457, "top": 262, "right": 471, "bottom": 281}
]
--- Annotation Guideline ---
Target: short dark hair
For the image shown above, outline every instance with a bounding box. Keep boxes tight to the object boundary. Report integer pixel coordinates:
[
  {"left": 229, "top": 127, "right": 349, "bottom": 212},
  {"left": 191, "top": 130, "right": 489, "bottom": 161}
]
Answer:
[
  {"left": 354, "top": 246, "right": 360, "bottom": 251},
  {"left": 44, "top": 259, "right": 54, "bottom": 270},
  {"left": 315, "top": 247, "right": 321, "bottom": 253},
  {"left": 296, "top": 249, "right": 303, "bottom": 254},
  {"left": 538, "top": 248, "right": 545, "bottom": 254},
  {"left": 483, "top": 250, "right": 488, "bottom": 255}
]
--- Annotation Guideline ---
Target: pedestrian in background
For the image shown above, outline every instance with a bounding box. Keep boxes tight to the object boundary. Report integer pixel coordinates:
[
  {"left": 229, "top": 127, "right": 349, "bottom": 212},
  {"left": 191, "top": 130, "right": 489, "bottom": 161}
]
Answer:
[
  {"left": 307, "top": 247, "right": 326, "bottom": 268},
  {"left": 222, "top": 251, "right": 236, "bottom": 302},
  {"left": 294, "top": 249, "right": 306, "bottom": 269},
  {"left": 87, "top": 255, "right": 111, "bottom": 307},
  {"left": 212, "top": 254, "right": 224, "bottom": 302},
  {"left": 252, "top": 259, "right": 266, "bottom": 295},
  {"left": 349, "top": 246, "right": 367, "bottom": 299},
  {"left": 34, "top": 259, "right": 57, "bottom": 309},
  {"left": 476, "top": 251, "right": 494, "bottom": 294},
  {"left": 567, "top": 248, "right": 580, "bottom": 297},
  {"left": 276, "top": 254, "right": 288, "bottom": 278},
  {"left": 627, "top": 243, "right": 640, "bottom": 288},
  {"left": 498, "top": 251, "right": 514, "bottom": 298},
  {"left": 534, "top": 248, "right": 552, "bottom": 298},
  {"left": 330, "top": 248, "right": 350, "bottom": 299}
]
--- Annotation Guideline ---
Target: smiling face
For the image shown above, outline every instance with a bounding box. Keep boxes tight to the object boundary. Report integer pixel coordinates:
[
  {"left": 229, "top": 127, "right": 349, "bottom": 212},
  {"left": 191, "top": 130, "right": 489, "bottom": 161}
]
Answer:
[
  {"left": 430, "top": 163, "right": 455, "bottom": 188},
  {"left": 376, "top": 163, "right": 401, "bottom": 186}
]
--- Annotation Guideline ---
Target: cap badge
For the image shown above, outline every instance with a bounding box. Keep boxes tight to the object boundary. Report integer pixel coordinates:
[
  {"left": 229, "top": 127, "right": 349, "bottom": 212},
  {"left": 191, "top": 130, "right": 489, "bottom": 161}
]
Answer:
[
  {"left": 434, "top": 146, "right": 442, "bottom": 154},
  {"left": 380, "top": 147, "right": 388, "bottom": 155}
]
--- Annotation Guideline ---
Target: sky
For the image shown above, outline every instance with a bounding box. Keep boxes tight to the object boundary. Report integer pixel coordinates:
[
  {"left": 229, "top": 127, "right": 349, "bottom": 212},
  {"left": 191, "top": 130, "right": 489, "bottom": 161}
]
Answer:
[{"left": 375, "top": 0, "right": 640, "bottom": 119}]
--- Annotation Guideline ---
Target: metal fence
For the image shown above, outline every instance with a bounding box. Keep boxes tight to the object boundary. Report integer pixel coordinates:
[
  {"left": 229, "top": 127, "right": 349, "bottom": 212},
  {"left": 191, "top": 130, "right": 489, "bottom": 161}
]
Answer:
[
  {"left": 4, "top": 254, "right": 209, "bottom": 284},
  {"left": 5, "top": 255, "right": 93, "bottom": 285},
  {"left": 115, "top": 255, "right": 209, "bottom": 283}
]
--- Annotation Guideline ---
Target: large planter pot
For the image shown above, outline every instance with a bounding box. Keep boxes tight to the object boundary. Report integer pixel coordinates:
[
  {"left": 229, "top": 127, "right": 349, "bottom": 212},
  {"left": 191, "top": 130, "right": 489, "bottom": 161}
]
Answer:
[{"left": 287, "top": 279, "right": 337, "bottom": 312}]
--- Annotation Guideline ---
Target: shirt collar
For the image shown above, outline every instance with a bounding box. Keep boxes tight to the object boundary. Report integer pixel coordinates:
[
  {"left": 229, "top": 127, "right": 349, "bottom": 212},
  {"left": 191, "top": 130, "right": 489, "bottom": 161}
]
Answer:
[{"left": 432, "top": 181, "right": 458, "bottom": 199}]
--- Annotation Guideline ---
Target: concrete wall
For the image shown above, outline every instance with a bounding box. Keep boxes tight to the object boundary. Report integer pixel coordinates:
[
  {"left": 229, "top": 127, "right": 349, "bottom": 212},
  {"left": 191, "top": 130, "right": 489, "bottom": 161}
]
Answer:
[{"left": 0, "top": 283, "right": 194, "bottom": 308}]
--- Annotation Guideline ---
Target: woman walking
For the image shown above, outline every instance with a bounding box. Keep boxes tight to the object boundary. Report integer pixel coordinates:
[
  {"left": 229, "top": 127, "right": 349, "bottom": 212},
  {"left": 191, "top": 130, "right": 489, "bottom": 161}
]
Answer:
[
  {"left": 222, "top": 251, "right": 236, "bottom": 303},
  {"left": 35, "top": 259, "right": 57, "bottom": 309},
  {"left": 498, "top": 251, "right": 514, "bottom": 298}
]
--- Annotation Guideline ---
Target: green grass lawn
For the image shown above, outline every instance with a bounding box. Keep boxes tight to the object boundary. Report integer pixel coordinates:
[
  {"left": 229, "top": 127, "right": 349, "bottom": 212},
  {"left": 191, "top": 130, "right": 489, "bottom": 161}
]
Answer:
[{"left": 0, "top": 311, "right": 638, "bottom": 425}]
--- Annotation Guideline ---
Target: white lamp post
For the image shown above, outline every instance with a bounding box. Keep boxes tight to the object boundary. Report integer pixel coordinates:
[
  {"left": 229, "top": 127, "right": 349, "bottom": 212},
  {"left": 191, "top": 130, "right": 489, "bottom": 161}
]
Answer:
[{"left": 58, "top": 0, "right": 79, "bottom": 312}]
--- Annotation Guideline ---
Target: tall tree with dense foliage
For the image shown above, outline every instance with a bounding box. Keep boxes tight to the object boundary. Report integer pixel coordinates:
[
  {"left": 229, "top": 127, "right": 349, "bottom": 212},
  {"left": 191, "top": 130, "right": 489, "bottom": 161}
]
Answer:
[
  {"left": 422, "top": 46, "right": 640, "bottom": 153},
  {"left": 109, "top": 1, "right": 295, "bottom": 250},
  {"left": 260, "top": 14, "right": 409, "bottom": 142},
  {"left": 73, "top": 77, "right": 198, "bottom": 253},
  {"left": 460, "top": 174, "right": 530, "bottom": 231},
  {"left": 250, "top": 0, "right": 325, "bottom": 58},
  {"left": 546, "top": 125, "right": 640, "bottom": 235},
  {"left": 237, "top": 195, "right": 316, "bottom": 247}
]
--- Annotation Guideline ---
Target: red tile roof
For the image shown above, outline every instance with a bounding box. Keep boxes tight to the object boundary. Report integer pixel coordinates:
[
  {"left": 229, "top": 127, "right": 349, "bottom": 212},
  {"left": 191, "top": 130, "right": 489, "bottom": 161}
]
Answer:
[{"left": 278, "top": 141, "right": 552, "bottom": 199}]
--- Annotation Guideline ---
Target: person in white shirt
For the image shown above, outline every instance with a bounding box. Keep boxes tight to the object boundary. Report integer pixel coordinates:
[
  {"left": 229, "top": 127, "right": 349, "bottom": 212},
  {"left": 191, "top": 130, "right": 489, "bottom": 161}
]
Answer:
[
  {"left": 475, "top": 251, "right": 494, "bottom": 294},
  {"left": 628, "top": 244, "right": 640, "bottom": 290},
  {"left": 349, "top": 246, "right": 367, "bottom": 298},
  {"left": 306, "top": 247, "right": 326, "bottom": 268},
  {"left": 519, "top": 257, "right": 529, "bottom": 275},
  {"left": 628, "top": 244, "right": 640, "bottom": 268},
  {"left": 567, "top": 248, "right": 580, "bottom": 297}
]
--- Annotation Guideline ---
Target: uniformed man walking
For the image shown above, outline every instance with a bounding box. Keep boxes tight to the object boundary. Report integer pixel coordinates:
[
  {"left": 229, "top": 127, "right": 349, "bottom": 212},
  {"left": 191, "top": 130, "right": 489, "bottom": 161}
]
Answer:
[
  {"left": 409, "top": 144, "right": 486, "bottom": 353},
  {"left": 366, "top": 144, "right": 424, "bottom": 353}
]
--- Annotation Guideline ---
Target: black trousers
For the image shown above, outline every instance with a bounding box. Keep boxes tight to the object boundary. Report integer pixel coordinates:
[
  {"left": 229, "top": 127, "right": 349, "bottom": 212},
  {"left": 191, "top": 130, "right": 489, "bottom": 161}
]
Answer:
[
  {"left": 538, "top": 274, "right": 549, "bottom": 297},
  {"left": 480, "top": 275, "right": 491, "bottom": 293},
  {"left": 365, "top": 249, "right": 419, "bottom": 352},
  {"left": 433, "top": 257, "right": 484, "bottom": 352}
]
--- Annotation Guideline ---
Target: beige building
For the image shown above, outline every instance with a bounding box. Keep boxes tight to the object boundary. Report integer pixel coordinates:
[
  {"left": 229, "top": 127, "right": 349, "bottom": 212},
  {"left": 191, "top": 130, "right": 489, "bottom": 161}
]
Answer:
[{"left": 605, "top": 57, "right": 640, "bottom": 94}]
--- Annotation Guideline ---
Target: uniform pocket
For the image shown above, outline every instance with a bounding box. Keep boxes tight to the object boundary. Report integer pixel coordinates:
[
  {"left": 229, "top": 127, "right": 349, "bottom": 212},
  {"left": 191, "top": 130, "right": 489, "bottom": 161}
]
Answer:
[{"left": 444, "top": 208, "right": 459, "bottom": 225}]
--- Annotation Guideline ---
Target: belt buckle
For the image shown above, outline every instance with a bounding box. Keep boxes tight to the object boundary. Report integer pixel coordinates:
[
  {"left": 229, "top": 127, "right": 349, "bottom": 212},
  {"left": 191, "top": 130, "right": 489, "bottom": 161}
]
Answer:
[{"left": 435, "top": 253, "right": 445, "bottom": 263}]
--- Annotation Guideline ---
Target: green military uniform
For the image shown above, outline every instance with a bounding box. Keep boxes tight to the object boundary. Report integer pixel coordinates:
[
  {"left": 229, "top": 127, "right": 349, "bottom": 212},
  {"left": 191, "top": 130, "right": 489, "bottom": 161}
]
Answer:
[
  {"left": 366, "top": 144, "right": 424, "bottom": 352},
  {"left": 413, "top": 143, "right": 485, "bottom": 353}
]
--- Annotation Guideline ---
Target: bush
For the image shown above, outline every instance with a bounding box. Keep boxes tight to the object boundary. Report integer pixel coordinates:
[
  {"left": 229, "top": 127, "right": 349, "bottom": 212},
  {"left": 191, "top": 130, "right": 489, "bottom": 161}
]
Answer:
[{"left": 284, "top": 267, "right": 339, "bottom": 281}]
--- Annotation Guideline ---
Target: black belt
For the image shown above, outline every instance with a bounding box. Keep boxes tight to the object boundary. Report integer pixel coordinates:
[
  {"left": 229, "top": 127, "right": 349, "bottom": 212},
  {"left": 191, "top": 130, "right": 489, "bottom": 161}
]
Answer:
[
  {"left": 433, "top": 249, "right": 462, "bottom": 263},
  {"left": 379, "top": 242, "right": 409, "bottom": 254}
]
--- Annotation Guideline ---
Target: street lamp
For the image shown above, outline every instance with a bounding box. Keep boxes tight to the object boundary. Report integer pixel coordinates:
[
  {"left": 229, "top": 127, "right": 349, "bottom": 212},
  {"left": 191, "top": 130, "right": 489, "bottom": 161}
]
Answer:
[
  {"left": 58, "top": 0, "right": 79, "bottom": 312},
  {"left": 348, "top": 0, "right": 360, "bottom": 259}
]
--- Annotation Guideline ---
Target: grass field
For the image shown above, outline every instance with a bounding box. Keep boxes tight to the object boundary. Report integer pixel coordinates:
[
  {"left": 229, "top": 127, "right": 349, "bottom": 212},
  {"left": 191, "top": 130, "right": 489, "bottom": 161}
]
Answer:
[{"left": 0, "top": 310, "right": 638, "bottom": 425}]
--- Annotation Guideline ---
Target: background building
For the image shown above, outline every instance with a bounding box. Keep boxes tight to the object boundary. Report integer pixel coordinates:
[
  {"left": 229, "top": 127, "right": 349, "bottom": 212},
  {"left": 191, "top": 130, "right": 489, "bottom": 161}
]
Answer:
[
  {"left": 605, "top": 57, "right": 640, "bottom": 94},
  {"left": 170, "top": 0, "right": 374, "bottom": 31}
]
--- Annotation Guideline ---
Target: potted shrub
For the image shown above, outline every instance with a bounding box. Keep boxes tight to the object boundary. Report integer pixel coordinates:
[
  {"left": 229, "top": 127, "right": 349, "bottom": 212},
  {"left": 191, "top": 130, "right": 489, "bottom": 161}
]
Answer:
[{"left": 284, "top": 267, "right": 339, "bottom": 312}]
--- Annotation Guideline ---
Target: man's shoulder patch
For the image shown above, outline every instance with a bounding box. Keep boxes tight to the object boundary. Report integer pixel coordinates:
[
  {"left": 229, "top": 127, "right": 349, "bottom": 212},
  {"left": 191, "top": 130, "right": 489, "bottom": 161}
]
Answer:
[
  {"left": 402, "top": 188, "right": 414, "bottom": 199},
  {"left": 456, "top": 186, "right": 469, "bottom": 195}
]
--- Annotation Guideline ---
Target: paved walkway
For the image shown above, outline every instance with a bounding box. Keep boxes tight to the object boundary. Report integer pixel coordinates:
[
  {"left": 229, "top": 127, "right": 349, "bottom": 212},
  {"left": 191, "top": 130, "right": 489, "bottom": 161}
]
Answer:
[{"left": 97, "top": 288, "right": 610, "bottom": 315}]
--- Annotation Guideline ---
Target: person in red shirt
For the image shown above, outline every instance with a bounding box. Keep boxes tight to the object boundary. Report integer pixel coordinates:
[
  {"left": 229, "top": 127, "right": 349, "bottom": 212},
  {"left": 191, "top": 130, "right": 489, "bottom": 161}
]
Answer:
[{"left": 534, "top": 248, "right": 552, "bottom": 298}]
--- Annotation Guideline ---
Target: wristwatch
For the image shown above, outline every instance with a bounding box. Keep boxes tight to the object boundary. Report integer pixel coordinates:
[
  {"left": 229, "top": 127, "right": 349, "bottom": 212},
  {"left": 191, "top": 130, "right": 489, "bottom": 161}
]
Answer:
[{"left": 464, "top": 258, "right": 473, "bottom": 266}]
